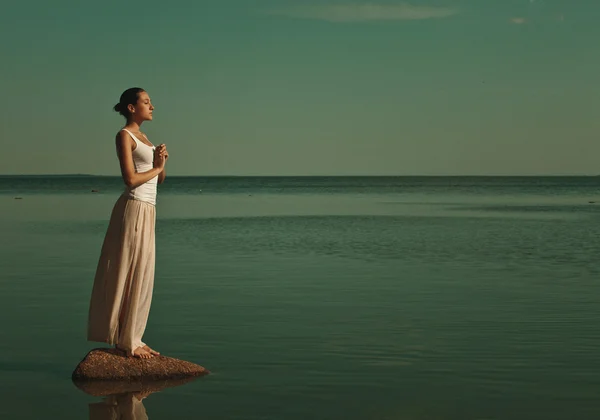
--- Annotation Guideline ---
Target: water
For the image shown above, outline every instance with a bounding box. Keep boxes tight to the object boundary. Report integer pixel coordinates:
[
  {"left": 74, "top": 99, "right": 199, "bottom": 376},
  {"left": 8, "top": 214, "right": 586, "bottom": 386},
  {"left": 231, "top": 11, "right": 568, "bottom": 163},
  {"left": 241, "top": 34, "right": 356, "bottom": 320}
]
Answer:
[{"left": 0, "top": 176, "right": 599, "bottom": 419}]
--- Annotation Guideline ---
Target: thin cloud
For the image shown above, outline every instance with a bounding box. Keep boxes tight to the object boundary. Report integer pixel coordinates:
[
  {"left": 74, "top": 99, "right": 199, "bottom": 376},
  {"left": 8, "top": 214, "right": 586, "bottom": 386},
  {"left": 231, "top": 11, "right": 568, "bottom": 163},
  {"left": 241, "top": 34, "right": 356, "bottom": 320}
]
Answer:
[
  {"left": 509, "top": 17, "right": 527, "bottom": 24},
  {"left": 266, "top": 3, "right": 459, "bottom": 22}
]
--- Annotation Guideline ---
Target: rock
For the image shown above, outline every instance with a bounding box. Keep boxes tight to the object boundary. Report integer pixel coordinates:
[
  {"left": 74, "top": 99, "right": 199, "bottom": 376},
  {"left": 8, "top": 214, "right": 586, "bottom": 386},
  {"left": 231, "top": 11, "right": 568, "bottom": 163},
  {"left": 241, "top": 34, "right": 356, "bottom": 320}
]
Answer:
[{"left": 72, "top": 348, "right": 209, "bottom": 382}]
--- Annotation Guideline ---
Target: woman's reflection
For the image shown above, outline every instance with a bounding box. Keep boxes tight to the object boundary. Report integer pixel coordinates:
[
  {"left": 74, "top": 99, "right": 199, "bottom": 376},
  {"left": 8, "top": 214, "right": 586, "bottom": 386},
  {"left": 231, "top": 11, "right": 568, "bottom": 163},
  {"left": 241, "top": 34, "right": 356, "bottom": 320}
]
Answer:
[
  {"left": 89, "top": 391, "right": 152, "bottom": 420},
  {"left": 75, "top": 377, "right": 201, "bottom": 420}
]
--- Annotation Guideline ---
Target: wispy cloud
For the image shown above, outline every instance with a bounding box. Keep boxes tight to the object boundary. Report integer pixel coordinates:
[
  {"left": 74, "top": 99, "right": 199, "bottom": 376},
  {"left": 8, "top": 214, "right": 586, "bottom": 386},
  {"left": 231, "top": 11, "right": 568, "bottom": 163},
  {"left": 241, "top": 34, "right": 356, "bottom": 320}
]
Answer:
[
  {"left": 509, "top": 17, "right": 527, "bottom": 24},
  {"left": 266, "top": 2, "right": 458, "bottom": 22}
]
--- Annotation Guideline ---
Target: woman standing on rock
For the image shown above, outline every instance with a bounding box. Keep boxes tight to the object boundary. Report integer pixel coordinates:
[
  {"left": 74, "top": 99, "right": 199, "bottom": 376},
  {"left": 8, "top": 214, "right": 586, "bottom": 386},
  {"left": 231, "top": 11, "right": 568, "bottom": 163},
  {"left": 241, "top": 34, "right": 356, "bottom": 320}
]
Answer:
[{"left": 87, "top": 87, "right": 168, "bottom": 359}]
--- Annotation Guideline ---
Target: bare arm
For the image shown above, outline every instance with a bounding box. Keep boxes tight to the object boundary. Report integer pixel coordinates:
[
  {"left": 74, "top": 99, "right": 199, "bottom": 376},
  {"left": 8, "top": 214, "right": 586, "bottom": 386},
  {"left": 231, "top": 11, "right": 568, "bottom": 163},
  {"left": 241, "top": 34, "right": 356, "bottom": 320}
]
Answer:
[
  {"left": 158, "top": 168, "right": 166, "bottom": 184},
  {"left": 116, "top": 131, "right": 164, "bottom": 189}
]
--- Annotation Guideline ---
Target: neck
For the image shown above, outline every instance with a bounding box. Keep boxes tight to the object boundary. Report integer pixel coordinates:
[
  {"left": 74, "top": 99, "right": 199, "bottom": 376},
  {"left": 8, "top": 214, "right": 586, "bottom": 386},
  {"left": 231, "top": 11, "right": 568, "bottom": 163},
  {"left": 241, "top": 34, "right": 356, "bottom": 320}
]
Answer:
[{"left": 125, "top": 120, "right": 143, "bottom": 131}]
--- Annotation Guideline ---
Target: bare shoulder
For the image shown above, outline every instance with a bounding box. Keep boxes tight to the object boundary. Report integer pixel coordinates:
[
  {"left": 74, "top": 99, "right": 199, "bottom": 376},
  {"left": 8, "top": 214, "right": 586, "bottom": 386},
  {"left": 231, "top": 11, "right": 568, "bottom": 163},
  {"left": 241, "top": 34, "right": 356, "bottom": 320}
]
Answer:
[{"left": 115, "top": 129, "right": 134, "bottom": 149}]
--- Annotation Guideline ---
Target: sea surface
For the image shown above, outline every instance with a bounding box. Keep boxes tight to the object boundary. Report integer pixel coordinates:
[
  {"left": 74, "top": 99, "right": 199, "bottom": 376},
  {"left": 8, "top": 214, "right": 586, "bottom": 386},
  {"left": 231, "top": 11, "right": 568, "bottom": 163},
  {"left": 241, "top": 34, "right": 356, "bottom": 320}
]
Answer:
[{"left": 0, "top": 175, "right": 599, "bottom": 419}]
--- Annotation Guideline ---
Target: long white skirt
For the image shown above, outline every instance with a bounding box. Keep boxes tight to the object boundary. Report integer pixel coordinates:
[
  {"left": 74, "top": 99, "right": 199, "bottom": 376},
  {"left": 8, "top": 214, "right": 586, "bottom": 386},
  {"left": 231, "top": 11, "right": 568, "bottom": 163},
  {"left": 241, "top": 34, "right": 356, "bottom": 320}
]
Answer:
[{"left": 87, "top": 194, "right": 156, "bottom": 356}]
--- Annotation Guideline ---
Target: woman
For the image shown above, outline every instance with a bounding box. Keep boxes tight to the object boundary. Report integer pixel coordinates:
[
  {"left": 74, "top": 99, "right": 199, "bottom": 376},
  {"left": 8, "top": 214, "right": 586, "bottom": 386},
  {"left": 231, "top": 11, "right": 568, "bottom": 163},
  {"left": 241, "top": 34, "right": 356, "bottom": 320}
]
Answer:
[{"left": 87, "top": 87, "right": 169, "bottom": 359}]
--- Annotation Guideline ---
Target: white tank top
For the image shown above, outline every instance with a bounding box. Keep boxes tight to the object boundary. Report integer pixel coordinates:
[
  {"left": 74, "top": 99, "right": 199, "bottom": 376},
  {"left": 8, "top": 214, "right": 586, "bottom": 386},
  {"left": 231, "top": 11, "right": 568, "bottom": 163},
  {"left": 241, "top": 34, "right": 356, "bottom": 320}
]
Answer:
[{"left": 121, "top": 129, "right": 158, "bottom": 205}]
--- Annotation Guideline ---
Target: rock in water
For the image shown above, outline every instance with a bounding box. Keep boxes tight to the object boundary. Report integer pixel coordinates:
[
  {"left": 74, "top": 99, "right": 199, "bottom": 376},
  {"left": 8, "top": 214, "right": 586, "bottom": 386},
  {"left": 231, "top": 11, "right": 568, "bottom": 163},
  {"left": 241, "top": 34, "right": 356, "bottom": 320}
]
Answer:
[{"left": 72, "top": 348, "right": 209, "bottom": 382}]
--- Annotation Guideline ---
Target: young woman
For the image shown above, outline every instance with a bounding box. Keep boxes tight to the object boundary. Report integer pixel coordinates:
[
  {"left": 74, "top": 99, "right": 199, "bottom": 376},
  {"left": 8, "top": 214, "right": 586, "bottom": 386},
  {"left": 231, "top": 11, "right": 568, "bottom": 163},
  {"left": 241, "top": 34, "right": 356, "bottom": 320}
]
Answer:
[{"left": 87, "top": 88, "right": 169, "bottom": 359}]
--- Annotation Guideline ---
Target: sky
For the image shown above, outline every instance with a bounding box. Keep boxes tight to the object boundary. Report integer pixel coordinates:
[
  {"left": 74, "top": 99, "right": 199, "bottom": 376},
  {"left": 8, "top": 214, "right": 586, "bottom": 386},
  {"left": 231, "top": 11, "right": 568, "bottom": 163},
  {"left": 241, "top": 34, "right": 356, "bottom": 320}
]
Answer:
[{"left": 1, "top": 0, "right": 599, "bottom": 176}]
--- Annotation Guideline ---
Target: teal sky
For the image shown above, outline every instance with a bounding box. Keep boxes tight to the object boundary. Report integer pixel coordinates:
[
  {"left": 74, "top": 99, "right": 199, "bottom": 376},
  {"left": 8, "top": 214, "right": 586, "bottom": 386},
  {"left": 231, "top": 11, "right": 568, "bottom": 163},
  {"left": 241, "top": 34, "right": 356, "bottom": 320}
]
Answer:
[{"left": 2, "top": 0, "right": 599, "bottom": 175}]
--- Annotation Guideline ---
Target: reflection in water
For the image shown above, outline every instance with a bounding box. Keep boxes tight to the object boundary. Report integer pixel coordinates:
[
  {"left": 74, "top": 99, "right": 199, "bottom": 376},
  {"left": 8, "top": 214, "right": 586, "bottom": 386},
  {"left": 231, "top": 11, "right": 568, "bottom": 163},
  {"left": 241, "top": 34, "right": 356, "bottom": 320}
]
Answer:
[
  {"left": 74, "top": 376, "right": 202, "bottom": 420},
  {"left": 89, "top": 392, "right": 150, "bottom": 420}
]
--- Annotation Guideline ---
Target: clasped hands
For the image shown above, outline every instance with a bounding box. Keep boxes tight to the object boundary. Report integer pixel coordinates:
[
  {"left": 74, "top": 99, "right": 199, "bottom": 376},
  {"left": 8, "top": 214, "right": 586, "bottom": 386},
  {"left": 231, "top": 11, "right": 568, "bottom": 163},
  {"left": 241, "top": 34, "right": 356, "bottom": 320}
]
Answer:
[{"left": 153, "top": 144, "right": 169, "bottom": 169}]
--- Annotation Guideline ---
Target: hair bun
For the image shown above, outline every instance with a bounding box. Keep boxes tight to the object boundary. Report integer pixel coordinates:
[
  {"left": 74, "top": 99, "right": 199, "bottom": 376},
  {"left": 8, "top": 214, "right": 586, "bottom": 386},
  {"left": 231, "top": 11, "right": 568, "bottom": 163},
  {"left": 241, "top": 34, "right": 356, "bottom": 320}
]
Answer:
[{"left": 114, "top": 88, "right": 145, "bottom": 119}]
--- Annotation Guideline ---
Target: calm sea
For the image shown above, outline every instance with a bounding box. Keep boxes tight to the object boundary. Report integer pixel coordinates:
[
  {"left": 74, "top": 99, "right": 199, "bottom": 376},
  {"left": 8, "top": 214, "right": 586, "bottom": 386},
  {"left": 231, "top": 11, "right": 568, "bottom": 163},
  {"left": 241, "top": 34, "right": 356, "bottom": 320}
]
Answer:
[{"left": 0, "top": 176, "right": 599, "bottom": 419}]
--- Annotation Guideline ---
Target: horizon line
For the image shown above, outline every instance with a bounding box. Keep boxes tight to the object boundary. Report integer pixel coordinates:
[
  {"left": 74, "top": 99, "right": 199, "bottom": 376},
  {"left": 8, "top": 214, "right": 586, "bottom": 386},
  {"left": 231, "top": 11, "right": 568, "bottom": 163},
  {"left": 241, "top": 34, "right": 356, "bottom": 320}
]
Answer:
[{"left": 1, "top": 174, "right": 599, "bottom": 178}]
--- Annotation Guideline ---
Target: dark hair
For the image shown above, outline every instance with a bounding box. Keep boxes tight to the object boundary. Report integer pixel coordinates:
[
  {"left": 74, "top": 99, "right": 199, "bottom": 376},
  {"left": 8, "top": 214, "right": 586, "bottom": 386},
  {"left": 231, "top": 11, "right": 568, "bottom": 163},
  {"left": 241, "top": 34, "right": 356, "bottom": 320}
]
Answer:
[{"left": 113, "top": 87, "right": 145, "bottom": 118}]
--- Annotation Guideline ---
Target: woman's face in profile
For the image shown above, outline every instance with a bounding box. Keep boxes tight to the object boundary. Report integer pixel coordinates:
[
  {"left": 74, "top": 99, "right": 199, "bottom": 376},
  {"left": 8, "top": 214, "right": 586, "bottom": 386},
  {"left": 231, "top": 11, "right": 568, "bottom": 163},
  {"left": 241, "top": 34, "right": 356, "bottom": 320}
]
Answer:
[{"left": 131, "top": 91, "right": 154, "bottom": 121}]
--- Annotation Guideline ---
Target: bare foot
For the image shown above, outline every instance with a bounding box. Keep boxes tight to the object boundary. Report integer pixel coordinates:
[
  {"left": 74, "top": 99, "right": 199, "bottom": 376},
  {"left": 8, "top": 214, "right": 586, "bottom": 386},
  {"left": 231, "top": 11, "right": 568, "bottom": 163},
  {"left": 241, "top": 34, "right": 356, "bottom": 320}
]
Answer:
[
  {"left": 115, "top": 345, "right": 154, "bottom": 358},
  {"left": 134, "top": 346, "right": 154, "bottom": 359},
  {"left": 143, "top": 345, "right": 160, "bottom": 356}
]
